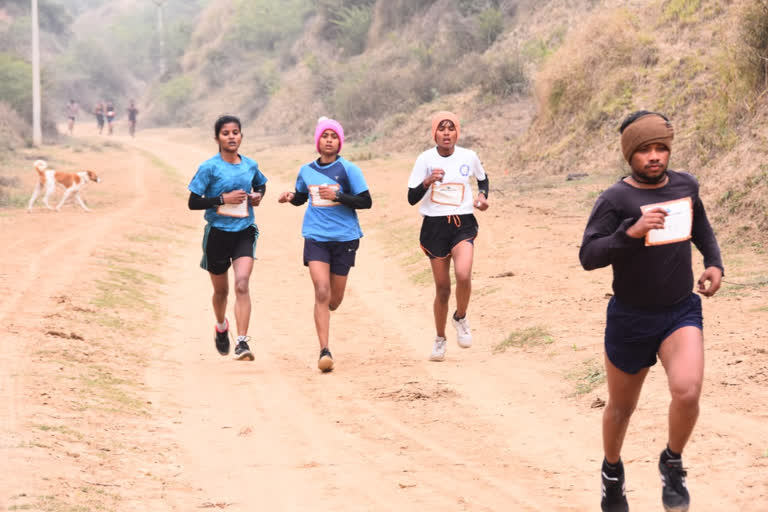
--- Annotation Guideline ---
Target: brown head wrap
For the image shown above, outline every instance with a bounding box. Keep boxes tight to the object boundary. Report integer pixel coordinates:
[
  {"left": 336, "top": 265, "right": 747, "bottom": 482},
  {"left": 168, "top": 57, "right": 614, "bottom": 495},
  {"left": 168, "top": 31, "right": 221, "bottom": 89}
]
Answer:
[
  {"left": 620, "top": 113, "right": 674, "bottom": 163},
  {"left": 431, "top": 111, "right": 460, "bottom": 143}
]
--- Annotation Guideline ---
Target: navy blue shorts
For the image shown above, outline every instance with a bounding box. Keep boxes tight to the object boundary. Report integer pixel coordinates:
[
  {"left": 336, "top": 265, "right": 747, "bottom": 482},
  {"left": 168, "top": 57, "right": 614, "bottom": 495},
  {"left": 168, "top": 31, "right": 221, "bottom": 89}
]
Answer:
[
  {"left": 605, "top": 293, "right": 703, "bottom": 374},
  {"left": 201, "top": 224, "right": 258, "bottom": 275},
  {"left": 303, "top": 238, "right": 359, "bottom": 276},
  {"left": 419, "top": 214, "right": 478, "bottom": 259}
]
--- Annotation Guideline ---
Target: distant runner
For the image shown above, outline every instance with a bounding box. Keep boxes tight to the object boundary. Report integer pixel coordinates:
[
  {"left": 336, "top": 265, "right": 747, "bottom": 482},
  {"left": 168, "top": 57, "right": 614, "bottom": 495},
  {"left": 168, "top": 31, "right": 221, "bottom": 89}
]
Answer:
[
  {"left": 127, "top": 100, "right": 139, "bottom": 137},
  {"left": 66, "top": 99, "right": 78, "bottom": 135},
  {"left": 580, "top": 111, "right": 724, "bottom": 512},
  {"left": 407, "top": 111, "right": 489, "bottom": 362},
  {"left": 105, "top": 101, "right": 115, "bottom": 135},
  {"left": 277, "top": 117, "right": 372, "bottom": 372},
  {"left": 93, "top": 102, "right": 104, "bottom": 134},
  {"left": 188, "top": 115, "right": 268, "bottom": 361}
]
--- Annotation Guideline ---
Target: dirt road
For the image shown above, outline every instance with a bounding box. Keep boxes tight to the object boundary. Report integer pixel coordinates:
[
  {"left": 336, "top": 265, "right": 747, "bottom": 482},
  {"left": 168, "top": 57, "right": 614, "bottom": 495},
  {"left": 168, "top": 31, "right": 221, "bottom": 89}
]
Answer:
[{"left": 2, "top": 130, "right": 766, "bottom": 511}]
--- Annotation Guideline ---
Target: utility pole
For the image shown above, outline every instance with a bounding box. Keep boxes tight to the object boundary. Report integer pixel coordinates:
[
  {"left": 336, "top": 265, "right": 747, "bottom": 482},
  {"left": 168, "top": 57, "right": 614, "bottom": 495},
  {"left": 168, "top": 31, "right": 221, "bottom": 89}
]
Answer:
[
  {"left": 152, "top": 0, "right": 167, "bottom": 77},
  {"left": 31, "top": 0, "right": 42, "bottom": 146}
]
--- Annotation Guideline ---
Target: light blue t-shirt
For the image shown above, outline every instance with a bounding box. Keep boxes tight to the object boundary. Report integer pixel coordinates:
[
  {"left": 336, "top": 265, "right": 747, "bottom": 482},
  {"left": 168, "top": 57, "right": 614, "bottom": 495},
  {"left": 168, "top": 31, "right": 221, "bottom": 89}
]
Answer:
[
  {"left": 295, "top": 156, "right": 368, "bottom": 242},
  {"left": 188, "top": 154, "right": 268, "bottom": 232}
]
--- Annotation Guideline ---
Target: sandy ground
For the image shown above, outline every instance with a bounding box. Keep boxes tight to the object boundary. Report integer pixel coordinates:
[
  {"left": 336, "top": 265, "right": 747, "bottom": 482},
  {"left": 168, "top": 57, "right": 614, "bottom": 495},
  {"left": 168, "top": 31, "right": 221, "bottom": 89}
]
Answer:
[{"left": 1, "top": 128, "right": 766, "bottom": 511}]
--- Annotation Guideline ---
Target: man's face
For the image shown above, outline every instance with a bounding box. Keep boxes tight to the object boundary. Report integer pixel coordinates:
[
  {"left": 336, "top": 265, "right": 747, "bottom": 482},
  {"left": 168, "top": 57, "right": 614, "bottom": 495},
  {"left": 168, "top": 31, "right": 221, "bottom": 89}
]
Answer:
[{"left": 629, "top": 142, "right": 670, "bottom": 183}]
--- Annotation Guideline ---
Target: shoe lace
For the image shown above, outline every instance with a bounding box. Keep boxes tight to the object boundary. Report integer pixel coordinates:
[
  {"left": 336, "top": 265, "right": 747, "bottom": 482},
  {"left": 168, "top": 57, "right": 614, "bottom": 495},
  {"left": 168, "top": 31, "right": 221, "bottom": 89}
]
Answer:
[{"left": 664, "top": 461, "right": 688, "bottom": 492}]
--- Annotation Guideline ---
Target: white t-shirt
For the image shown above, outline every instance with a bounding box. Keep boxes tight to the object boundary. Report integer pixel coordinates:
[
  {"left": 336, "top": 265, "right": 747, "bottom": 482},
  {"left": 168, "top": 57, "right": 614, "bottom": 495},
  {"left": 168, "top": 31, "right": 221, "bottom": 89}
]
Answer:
[{"left": 408, "top": 146, "right": 487, "bottom": 217}]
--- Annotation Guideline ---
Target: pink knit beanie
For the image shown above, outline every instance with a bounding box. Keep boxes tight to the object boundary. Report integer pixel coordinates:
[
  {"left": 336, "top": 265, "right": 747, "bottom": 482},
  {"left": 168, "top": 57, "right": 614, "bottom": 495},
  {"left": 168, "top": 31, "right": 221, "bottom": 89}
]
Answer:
[{"left": 314, "top": 117, "right": 344, "bottom": 153}]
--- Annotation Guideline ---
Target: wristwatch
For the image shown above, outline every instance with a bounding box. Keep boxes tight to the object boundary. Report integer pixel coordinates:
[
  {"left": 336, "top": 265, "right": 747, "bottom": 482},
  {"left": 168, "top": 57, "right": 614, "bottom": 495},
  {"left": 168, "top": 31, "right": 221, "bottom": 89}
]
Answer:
[
  {"left": 218, "top": 194, "right": 225, "bottom": 205},
  {"left": 334, "top": 190, "right": 341, "bottom": 201}
]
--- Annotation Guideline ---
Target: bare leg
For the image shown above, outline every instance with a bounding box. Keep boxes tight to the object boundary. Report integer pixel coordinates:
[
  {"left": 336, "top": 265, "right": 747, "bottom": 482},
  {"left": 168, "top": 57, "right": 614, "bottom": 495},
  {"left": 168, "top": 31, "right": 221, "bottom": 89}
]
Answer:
[
  {"left": 209, "top": 271, "right": 228, "bottom": 325},
  {"left": 429, "top": 256, "right": 452, "bottom": 338},
  {"left": 451, "top": 240, "right": 474, "bottom": 318},
  {"left": 329, "top": 272, "right": 349, "bottom": 312},
  {"left": 309, "top": 261, "right": 332, "bottom": 349},
  {"left": 231, "top": 256, "right": 254, "bottom": 337},
  {"left": 658, "top": 326, "right": 704, "bottom": 454},
  {"left": 603, "top": 355, "right": 649, "bottom": 463}
]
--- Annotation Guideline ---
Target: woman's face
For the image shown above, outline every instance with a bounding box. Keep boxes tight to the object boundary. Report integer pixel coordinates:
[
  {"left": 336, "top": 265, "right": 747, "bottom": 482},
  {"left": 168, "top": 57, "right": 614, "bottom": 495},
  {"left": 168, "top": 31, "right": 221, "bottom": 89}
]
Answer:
[
  {"left": 435, "top": 120, "right": 457, "bottom": 151},
  {"left": 319, "top": 129, "right": 340, "bottom": 156},
  {"left": 217, "top": 122, "right": 242, "bottom": 153}
]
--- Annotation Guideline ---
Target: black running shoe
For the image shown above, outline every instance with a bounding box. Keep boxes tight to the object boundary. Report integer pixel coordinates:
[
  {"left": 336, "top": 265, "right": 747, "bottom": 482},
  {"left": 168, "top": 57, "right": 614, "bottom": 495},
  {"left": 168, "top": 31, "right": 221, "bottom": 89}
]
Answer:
[
  {"left": 318, "top": 347, "right": 334, "bottom": 372},
  {"left": 659, "top": 452, "right": 690, "bottom": 512},
  {"left": 601, "top": 459, "right": 629, "bottom": 512},
  {"left": 234, "top": 337, "right": 254, "bottom": 361},
  {"left": 215, "top": 322, "right": 230, "bottom": 355}
]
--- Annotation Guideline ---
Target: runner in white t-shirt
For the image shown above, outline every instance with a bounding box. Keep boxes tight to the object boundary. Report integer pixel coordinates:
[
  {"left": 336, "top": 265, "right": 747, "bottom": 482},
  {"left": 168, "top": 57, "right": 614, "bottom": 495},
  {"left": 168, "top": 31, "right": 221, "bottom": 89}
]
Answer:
[{"left": 407, "top": 111, "right": 489, "bottom": 361}]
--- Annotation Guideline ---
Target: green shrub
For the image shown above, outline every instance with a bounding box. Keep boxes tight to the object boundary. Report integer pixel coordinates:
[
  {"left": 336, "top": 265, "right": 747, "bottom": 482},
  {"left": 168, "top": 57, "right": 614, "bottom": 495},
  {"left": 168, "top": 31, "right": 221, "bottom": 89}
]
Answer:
[
  {"left": 155, "top": 74, "right": 193, "bottom": 121},
  {"left": 475, "top": 7, "right": 504, "bottom": 51},
  {"left": 328, "top": 4, "right": 373, "bottom": 56},
  {"left": 233, "top": 0, "right": 311, "bottom": 51},
  {"left": 662, "top": 0, "right": 702, "bottom": 23},
  {"left": 479, "top": 52, "right": 528, "bottom": 97},
  {"left": 0, "top": 53, "right": 31, "bottom": 117}
]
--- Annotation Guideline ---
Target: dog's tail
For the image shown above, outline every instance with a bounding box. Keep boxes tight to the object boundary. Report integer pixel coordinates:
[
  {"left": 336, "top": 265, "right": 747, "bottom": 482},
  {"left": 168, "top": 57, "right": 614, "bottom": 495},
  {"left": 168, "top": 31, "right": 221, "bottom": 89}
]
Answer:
[{"left": 33, "top": 160, "right": 47, "bottom": 183}]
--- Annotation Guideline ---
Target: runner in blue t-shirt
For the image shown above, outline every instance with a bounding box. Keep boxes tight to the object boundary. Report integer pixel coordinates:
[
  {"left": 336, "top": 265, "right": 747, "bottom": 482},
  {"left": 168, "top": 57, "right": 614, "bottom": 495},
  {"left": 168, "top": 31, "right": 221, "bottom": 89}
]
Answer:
[
  {"left": 188, "top": 115, "right": 268, "bottom": 361},
  {"left": 277, "top": 117, "right": 372, "bottom": 372}
]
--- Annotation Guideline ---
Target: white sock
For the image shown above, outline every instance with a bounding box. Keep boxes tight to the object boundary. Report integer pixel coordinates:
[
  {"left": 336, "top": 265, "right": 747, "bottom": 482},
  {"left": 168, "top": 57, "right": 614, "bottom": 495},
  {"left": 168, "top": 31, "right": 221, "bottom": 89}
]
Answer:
[
  {"left": 216, "top": 320, "right": 227, "bottom": 331},
  {"left": 237, "top": 335, "right": 248, "bottom": 343}
]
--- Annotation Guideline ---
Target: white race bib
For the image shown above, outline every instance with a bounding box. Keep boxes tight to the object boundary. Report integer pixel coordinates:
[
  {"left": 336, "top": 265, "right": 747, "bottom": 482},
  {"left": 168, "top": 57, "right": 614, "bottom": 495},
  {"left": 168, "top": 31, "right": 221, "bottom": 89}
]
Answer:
[
  {"left": 640, "top": 197, "right": 693, "bottom": 246},
  {"left": 430, "top": 182, "right": 465, "bottom": 206},
  {"left": 217, "top": 200, "right": 248, "bottom": 218},
  {"left": 309, "top": 184, "right": 340, "bottom": 207}
]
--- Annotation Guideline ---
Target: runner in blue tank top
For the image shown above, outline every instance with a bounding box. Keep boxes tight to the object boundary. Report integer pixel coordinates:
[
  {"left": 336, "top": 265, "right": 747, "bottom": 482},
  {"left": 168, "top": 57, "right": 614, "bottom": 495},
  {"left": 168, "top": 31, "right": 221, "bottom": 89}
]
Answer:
[
  {"left": 278, "top": 117, "right": 372, "bottom": 372},
  {"left": 188, "top": 115, "right": 268, "bottom": 361}
]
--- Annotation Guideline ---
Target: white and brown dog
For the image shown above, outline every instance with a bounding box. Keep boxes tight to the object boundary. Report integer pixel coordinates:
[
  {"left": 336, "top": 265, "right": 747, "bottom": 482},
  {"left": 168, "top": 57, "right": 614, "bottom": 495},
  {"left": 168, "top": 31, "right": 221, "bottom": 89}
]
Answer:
[{"left": 28, "top": 159, "right": 101, "bottom": 212}]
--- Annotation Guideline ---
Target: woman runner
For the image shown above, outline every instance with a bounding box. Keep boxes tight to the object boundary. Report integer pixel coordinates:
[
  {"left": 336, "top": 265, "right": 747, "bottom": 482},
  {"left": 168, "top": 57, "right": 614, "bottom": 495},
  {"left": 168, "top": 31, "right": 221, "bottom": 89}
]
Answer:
[
  {"left": 407, "top": 111, "right": 489, "bottom": 361},
  {"left": 188, "top": 115, "right": 268, "bottom": 361},
  {"left": 278, "top": 117, "right": 372, "bottom": 372}
]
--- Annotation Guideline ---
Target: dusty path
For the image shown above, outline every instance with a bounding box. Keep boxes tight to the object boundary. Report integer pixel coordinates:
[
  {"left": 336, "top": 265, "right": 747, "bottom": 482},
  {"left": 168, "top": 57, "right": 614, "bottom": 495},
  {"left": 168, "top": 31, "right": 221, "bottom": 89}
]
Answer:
[{"left": 2, "top": 129, "right": 766, "bottom": 511}]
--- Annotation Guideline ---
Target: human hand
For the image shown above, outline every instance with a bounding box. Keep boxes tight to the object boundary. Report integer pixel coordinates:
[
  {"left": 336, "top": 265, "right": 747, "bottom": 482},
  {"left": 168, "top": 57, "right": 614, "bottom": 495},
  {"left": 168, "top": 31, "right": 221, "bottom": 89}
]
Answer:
[
  {"left": 223, "top": 189, "right": 247, "bottom": 204},
  {"left": 277, "top": 191, "right": 294, "bottom": 203},
  {"left": 626, "top": 207, "right": 668, "bottom": 238},
  {"left": 423, "top": 168, "right": 446, "bottom": 188},
  {"left": 697, "top": 266, "right": 723, "bottom": 297},
  {"left": 249, "top": 192, "right": 263, "bottom": 206},
  {"left": 317, "top": 185, "right": 337, "bottom": 201},
  {"left": 474, "top": 193, "right": 489, "bottom": 211}
]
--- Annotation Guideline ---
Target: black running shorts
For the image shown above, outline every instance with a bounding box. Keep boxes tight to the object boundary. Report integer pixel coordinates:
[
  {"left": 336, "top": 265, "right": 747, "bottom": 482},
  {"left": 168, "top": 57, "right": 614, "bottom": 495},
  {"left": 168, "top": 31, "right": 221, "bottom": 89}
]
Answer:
[
  {"left": 200, "top": 224, "right": 258, "bottom": 275},
  {"left": 419, "top": 214, "right": 478, "bottom": 259}
]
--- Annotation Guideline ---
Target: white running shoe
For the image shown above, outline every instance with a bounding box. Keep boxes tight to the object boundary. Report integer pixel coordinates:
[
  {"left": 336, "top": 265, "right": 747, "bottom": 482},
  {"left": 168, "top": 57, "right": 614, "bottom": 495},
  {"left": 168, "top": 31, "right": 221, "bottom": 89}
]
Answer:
[
  {"left": 452, "top": 314, "right": 472, "bottom": 348},
  {"left": 430, "top": 336, "right": 447, "bottom": 361}
]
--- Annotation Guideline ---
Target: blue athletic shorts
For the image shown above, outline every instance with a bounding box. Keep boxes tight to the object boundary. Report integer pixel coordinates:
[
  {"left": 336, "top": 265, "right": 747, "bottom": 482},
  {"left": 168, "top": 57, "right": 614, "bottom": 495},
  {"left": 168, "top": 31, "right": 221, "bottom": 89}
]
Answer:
[
  {"left": 604, "top": 293, "right": 703, "bottom": 374},
  {"left": 303, "top": 238, "right": 360, "bottom": 276}
]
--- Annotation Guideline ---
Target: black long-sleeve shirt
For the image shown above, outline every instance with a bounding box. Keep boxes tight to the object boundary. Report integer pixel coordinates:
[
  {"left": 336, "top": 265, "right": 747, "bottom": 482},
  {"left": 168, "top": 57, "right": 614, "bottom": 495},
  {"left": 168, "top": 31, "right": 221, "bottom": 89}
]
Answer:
[{"left": 579, "top": 170, "right": 723, "bottom": 308}]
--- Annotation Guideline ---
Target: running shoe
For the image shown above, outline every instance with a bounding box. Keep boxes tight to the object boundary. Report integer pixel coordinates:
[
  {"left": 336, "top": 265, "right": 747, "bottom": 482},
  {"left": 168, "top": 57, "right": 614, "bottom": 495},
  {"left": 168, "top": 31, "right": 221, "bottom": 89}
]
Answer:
[
  {"left": 429, "top": 336, "right": 447, "bottom": 361},
  {"left": 318, "top": 347, "right": 334, "bottom": 372},
  {"left": 234, "top": 337, "right": 254, "bottom": 361},
  {"left": 601, "top": 459, "right": 629, "bottom": 512},
  {"left": 452, "top": 313, "right": 472, "bottom": 348},
  {"left": 659, "top": 451, "right": 690, "bottom": 512},
  {"left": 214, "top": 320, "right": 230, "bottom": 356}
]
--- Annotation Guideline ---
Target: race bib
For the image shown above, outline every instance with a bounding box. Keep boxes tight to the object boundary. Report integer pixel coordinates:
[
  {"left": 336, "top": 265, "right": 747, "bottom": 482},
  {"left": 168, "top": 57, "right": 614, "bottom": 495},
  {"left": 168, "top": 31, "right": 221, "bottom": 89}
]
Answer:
[
  {"left": 431, "top": 182, "right": 465, "bottom": 206},
  {"left": 309, "top": 184, "right": 340, "bottom": 207},
  {"left": 216, "top": 200, "right": 248, "bottom": 218},
  {"left": 640, "top": 197, "right": 693, "bottom": 246}
]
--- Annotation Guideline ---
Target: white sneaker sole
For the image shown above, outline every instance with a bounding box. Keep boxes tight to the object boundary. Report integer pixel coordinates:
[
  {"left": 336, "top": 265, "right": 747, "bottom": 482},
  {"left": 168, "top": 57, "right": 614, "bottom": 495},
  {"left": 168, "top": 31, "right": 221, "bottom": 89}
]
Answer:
[{"left": 429, "top": 354, "right": 445, "bottom": 362}]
